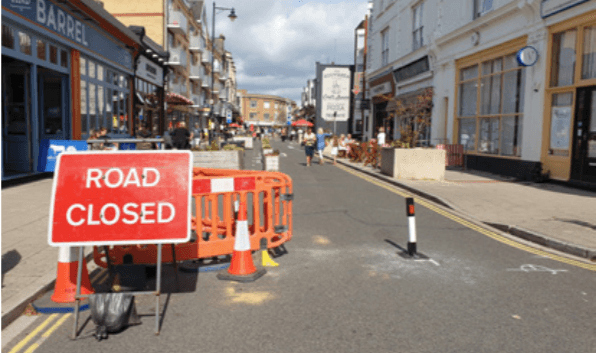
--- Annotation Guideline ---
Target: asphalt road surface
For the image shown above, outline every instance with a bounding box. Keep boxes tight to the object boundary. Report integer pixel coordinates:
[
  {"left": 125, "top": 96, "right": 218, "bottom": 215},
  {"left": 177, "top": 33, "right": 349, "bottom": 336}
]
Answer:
[{"left": 4, "top": 138, "right": 595, "bottom": 353}]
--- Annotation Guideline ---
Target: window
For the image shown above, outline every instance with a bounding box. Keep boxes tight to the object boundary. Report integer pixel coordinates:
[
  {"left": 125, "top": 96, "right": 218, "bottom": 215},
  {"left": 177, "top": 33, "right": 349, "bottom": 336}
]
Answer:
[
  {"left": 79, "top": 55, "right": 131, "bottom": 137},
  {"left": 582, "top": 26, "right": 596, "bottom": 80},
  {"left": 19, "top": 32, "right": 31, "bottom": 55},
  {"left": 549, "top": 92, "right": 573, "bottom": 155},
  {"left": 550, "top": 29, "right": 577, "bottom": 87},
  {"left": 264, "top": 113, "right": 270, "bottom": 120},
  {"left": 2, "top": 25, "right": 14, "bottom": 49},
  {"left": 473, "top": 0, "right": 493, "bottom": 20},
  {"left": 457, "top": 53, "right": 525, "bottom": 157},
  {"left": 381, "top": 28, "right": 389, "bottom": 67},
  {"left": 275, "top": 102, "right": 279, "bottom": 109},
  {"left": 264, "top": 101, "right": 270, "bottom": 109},
  {"left": 249, "top": 113, "right": 257, "bottom": 120},
  {"left": 412, "top": 2, "right": 424, "bottom": 51},
  {"left": 37, "top": 39, "right": 46, "bottom": 60},
  {"left": 250, "top": 100, "right": 257, "bottom": 108}
]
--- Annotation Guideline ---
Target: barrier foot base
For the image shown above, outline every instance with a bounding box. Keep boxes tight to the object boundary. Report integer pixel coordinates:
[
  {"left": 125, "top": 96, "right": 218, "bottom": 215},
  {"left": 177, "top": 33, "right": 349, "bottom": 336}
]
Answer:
[
  {"left": 217, "top": 269, "right": 267, "bottom": 283},
  {"left": 398, "top": 251, "right": 429, "bottom": 260},
  {"left": 262, "top": 251, "right": 279, "bottom": 267}
]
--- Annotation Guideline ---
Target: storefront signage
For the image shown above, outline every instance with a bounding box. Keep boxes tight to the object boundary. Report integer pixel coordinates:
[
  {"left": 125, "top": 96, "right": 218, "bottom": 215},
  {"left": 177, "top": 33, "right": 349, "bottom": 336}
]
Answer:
[
  {"left": 2, "top": 0, "right": 133, "bottom": 69},
  {"left": 541, "top": 0, "right": 589, "bottom": 18},
  {"left": 137, "top": 55, "right": 163, "bottom": 87},
  {"left": 321, "top": 67, "right": 351, "bottom": 122},
  {"left": 48, "top": 151, "right": 192, "bottom": 246},
  {"left": 370, "top": 81, "right": 392, "bottom": 97},
  {"left": 37, "top": 139, "right": 88, "bottom": 172},
  {"left": 550, "top": 106, "right": 571, "bottom": 150},
  {"left": 393, "top": 56, "right": 430, "bottom": 83},
  {"left": 517, "top": 46, "right": 539, "bottom": 67}
]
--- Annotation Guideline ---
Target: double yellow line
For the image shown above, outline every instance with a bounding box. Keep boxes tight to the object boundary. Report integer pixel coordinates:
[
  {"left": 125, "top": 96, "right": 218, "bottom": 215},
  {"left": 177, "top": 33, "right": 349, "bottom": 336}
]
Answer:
[
  {"left": 8, "top": 314, "right": 71, "bottom": 353},
  {"left": 7, "top": 269, "right": 110, "bottom": 353},
  {"left": 336, "top": 164, "right": 596, "bottom": 272}
]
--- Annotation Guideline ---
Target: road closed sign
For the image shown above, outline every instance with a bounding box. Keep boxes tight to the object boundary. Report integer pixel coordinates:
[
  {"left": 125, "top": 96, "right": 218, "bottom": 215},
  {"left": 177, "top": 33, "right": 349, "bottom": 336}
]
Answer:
[{"left": 48, "top": 151, "right": 193, "bottom": 246}]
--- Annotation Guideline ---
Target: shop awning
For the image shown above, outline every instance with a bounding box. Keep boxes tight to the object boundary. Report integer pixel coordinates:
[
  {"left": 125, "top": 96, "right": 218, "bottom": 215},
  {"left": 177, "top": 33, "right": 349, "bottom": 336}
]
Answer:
[{"left": 166, "top": 92, "right": 193, "bottom": 105}]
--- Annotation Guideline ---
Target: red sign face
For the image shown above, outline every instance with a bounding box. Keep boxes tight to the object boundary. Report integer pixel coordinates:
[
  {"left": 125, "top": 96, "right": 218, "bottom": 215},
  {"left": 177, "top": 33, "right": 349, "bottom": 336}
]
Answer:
[{"left": 48, "top": 151, "right": 192, "bottom": 246}]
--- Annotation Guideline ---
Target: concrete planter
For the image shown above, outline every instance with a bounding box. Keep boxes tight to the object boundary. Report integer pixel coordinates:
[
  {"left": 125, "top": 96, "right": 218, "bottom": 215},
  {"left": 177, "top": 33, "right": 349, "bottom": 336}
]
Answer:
[
  {"left": 192, "top": 150, "right": 244, "bottom": 170},
  {"left": 263, "top": 155, "right": 279, "bottom": 171},
  {"left": 232, "top": 136, "right": 253, "bottom": 149},
  {"left": 380, "top": 148, "right": 446, "bottom": 180}
]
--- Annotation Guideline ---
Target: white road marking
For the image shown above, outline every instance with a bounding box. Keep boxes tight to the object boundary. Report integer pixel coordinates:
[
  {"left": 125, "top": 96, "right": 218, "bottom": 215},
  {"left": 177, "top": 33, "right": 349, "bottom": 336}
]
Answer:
[{"left": 507, "top": 264, "right": 568, "bottom": 275}]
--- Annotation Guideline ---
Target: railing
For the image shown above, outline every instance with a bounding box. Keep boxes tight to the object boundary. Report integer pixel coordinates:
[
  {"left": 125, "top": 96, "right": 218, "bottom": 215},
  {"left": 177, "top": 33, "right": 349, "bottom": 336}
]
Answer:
[
  {"left": 189, "top": 34, "right": 204, "bottom": 52},
  {"left": 189, "top": 62, "right": 201, "bottom": 81},
  {"left": 86, "top": 138, "right": 166, "bottom": 150},
  {"left": 167, "top": 45, "right": 188, "bottom": 68}
]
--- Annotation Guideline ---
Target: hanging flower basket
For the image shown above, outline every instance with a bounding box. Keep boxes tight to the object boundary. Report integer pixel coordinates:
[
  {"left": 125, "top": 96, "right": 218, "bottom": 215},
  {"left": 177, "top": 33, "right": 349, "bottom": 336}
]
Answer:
[{"left": 166, "top": 92, "right": 193, "bottom": 105}]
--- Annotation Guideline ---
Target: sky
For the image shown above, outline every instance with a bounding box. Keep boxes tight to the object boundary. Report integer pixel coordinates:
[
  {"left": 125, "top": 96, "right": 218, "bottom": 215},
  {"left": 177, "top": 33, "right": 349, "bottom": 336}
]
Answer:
[{"left": 211, "top": 0, "right": 370, "bottom": 105}]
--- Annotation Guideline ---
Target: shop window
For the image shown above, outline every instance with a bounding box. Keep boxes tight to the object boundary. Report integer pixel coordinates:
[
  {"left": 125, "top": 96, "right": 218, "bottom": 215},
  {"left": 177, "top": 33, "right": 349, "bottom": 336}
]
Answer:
[
  {"left": 458, "top": 53, "right": 525, "bottom": 157},
  {"left": 97, "top": 64, "right": 104, "bottom": 81},
  {"left": 37, "top": 39, "right": 46, "bottom": 60},
  {"left": 501, "top": 116, "right": 522, "bottom": 157},
  {"left": 60, "top": 49, "right": 68, "bottom": 67},
  {"left": 458, "top": 118, "right": 476, "bottom": 151},
  {"left": 549, "top": 92, "right": 573, "bottom": 156},
  {"left": 18, "top": 32, "right": 31, "bottom": 55},
  {"left": 479, "top": 118, "right": 499, "bottom": 154},
  {"left": 80, "top": 57, "right": 87, "bottom": 76},
  {"left": 80, "top": 80, "right": 88, "bottom": 134},
  {"left": 2, "top": 25, "right": 14, "bottom": 49},
  {"left": 582, "top": 26, "right": 596, "bottom": 80},
  {"left": 459, "top": 81, "right": 477, "bottom": 117},
  {"left": 89, "top": 61, "right": 96, "bottom": 79},
  {"left": 49, "top": 45, "right": 58, "bottom": 64},
  {"left": 89, "top": 83, "right": 97, "bottom": 130},
  {"left": 550, "top": 29, "right": 577, "bottom": 87}
]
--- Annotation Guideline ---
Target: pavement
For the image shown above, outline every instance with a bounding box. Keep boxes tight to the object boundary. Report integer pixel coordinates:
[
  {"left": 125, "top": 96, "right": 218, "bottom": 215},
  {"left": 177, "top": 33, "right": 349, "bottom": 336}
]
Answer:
[{"left": 2, "top": 139, "right": 595, "bottom": 332}]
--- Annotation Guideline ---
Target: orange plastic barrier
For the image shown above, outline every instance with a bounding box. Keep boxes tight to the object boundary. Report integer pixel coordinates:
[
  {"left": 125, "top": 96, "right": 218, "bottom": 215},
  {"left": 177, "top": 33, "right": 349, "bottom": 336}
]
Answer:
[{"left": 93, "top": 167, "right": 293, "bottom": 267}]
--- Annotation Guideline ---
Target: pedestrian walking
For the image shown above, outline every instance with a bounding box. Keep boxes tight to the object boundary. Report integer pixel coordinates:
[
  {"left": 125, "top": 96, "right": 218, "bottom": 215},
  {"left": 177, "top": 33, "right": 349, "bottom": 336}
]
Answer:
[
  {"left": 290, "top": 129, "right": 296, "bottom": 142},
  {"left": 316, "top": 128, "right": 330, "bottom": 165},
  {"left": 303, "top": 127, "right": 316, "bottom": 167},
  {"left": 172, "top": 121, "right": 192, "bottom": 150}
]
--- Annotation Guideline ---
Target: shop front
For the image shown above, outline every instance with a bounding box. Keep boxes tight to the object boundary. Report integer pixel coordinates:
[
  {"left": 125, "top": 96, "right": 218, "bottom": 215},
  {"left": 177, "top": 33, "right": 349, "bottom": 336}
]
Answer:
[
  {"left": 453, "top": 36, "right": 537, "bottom": 179},
  {"left": 542, "top": 10, "right": 596, "bottom": 186},
  {"left": 1, "top": 0, "right": 139, "bottom": 180},
  {"left": 368, "top": 72, "right": 395, "bottom": 141},
  {"left": 130, "top": 26, "right": 167, "bottom": 137}
]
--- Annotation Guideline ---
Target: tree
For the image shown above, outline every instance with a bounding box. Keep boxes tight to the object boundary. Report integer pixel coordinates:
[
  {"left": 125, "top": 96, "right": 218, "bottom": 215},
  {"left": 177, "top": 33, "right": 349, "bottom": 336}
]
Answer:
[{"left": 380, "top": 88, "right": 433, "bottom": 147}]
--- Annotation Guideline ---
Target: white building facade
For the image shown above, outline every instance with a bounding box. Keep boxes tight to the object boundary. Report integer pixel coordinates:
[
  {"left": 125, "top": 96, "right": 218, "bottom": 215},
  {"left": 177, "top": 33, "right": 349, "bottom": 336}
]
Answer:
[{"left": 366, "top": 0, "right": 596, "bottom": 184}]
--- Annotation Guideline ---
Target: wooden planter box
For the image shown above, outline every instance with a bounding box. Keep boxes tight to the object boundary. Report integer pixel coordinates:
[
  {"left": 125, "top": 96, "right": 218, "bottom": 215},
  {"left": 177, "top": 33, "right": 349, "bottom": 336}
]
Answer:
[
  {"left": 192, "top": 150, "right": 244, "bottom": 170},
  {"left": 232, "top": 136, "right": 253, "bottom": 149},
  {"left": 380, "top": 148, "right": 446, "bottom": 180},
  {"left": 263, "top": 155, "right": 279, "bottom": 171}
]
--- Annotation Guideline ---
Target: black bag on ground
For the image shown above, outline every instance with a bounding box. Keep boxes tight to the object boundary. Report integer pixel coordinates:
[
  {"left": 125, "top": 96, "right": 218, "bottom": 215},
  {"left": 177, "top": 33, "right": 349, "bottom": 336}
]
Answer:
[{"left": 89, "top": 293, "right": 141, "bottom": 340}]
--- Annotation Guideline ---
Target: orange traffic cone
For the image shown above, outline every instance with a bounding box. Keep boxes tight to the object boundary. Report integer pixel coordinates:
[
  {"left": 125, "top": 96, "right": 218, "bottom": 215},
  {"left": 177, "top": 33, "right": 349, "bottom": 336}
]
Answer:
[
  {"left": 217, "top": 202, "right": 266, "bottom": 282},
  {"left": 51, "top": 247, "right": 94, "bottom": 303}
]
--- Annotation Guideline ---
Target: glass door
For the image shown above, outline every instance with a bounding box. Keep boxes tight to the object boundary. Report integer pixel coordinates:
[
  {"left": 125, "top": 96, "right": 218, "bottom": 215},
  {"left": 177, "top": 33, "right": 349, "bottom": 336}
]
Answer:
[
  {"left": 571, "top": 86, "right": 596, "bottom": 183},
  {"left": 2, "top": 57, "right": 32, "bottom": 175},
  {"left": 38, "top": 70, "right": 68, "bottom": 141}
]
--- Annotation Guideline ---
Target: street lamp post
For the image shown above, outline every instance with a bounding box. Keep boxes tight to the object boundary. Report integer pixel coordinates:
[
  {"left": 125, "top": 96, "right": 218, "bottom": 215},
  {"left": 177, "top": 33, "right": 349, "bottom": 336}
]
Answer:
[{"left": 210, "top": 2, "right": 236, "bottom": 137}]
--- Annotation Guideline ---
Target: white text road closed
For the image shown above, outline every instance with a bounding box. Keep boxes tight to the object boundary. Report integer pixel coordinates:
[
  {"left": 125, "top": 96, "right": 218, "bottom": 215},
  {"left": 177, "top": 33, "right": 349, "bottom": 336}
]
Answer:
[{"left": 48, "top": 151, "right": 193, "bottom": 247}]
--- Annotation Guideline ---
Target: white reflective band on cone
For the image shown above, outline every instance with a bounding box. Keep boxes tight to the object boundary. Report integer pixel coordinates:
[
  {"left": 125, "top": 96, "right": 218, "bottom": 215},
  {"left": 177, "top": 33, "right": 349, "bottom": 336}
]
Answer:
[
  {"left": 58, "top": 247, "right": 81, "bottom": 263},
  {"left": 211, "top": 178, "right": 235, "bottom": 193},
  {"left": 234, "top": 220, "right": 251, "bottom": 251},
  {"left": 234, "top": 200, "right": 239, "bottom": 212},
  {"left": 408, "top": 217, "right": 417, "bottom": 243}
]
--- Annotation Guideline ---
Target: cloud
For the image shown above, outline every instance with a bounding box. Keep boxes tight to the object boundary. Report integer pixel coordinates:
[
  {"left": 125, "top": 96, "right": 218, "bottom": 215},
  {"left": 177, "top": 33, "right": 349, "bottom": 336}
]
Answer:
[{"left": 214, "top": 0, "right": 369, "bottom": 103}]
